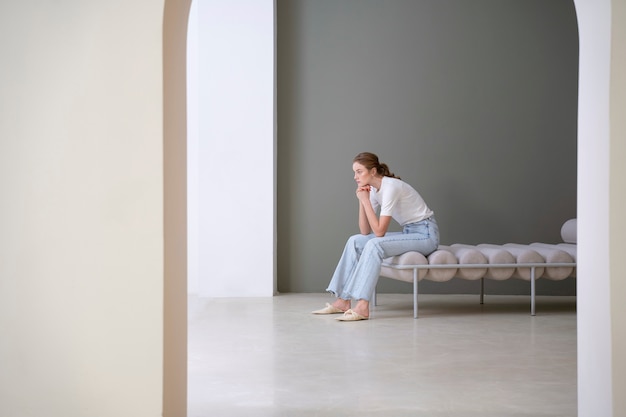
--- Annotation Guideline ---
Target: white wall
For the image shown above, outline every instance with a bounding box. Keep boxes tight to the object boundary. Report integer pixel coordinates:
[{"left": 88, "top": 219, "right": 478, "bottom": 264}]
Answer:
[
  {"left": 575, "top": 0, "right": 626, "bottom": 415},
  {"left": 188, "top": 0, "right": 276, "bottom": 297},
  {"left": 609, "top": 2, "right": 626, "bottom": 415},
  {"left": 187, "top": 0, "right": 201, "bottom": 294},
  {"left": 0, "top": 1, "right": 166, "bottom": 416}
]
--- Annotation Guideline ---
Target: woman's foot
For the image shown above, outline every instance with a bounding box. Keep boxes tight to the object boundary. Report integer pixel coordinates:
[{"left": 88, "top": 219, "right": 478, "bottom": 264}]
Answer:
[
  {"left": 335, "top": 299, "right": 370, "bottom": 321},
  {"left": 331, "top": 299, "right": 351, "bottom": 312},
  {"left": 336, "top": 309, "right": 368, "bottom": 321},
  {"left": 311, "top": 298, "right": 351, "bottom": 315},
  {"left": 350, "top": 300, "right": 369, "bottom": 319},
  {"left": 311, "top": 303, "right": 344, "bottom": 314}
]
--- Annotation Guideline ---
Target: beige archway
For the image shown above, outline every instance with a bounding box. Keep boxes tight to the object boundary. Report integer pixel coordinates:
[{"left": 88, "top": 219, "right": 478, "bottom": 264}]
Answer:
[{"left": 160, "top": 1, "right": 626, "bottom": 416}]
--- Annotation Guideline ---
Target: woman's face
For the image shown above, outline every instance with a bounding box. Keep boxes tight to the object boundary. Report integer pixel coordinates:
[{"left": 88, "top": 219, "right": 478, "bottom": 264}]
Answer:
[{"left": 353, "top": 162, "right": 376, "bottom": 186}]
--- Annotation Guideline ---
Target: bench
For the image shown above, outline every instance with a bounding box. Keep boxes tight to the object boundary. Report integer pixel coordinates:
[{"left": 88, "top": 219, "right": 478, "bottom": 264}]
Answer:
[{"left": 378, "top": 219, "right": 577, "bottom": 318}]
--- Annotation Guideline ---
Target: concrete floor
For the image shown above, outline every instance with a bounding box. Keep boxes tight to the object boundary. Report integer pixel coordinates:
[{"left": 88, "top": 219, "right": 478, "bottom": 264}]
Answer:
[{"left": 188, "top": 293, "right": 577, "bottom": 417}]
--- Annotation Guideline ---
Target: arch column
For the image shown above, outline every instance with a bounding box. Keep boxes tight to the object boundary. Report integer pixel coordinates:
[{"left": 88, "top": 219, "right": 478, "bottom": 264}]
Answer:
[
  {"left": 164, "top": 0, "right": 192, "bottom": 416},
  {"left": 575, "top": 0, "right": 626, "bottom": 415}
]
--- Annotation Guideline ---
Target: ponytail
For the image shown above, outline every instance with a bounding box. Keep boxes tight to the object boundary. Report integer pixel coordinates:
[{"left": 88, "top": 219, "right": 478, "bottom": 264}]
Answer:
[
  {"left": 353, "top": 152, "right": 401, "bottom": 179},
  {"left": 377, "top": 162, "right": 400, "bottom": 179}
]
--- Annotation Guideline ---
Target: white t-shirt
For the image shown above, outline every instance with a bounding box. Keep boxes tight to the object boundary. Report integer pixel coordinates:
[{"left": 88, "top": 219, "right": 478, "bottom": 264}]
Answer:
[{"left": 370, "top": 176, "right": 433, "bottom": 226}]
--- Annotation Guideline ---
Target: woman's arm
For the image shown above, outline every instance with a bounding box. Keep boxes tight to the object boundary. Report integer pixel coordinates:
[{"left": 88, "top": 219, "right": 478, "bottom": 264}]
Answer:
[
  {"left": 358, "top": 202, "right": 372, "bottom": 235},
  {"left": 357, "top": 187, "right": 392, "bottom": 237}
]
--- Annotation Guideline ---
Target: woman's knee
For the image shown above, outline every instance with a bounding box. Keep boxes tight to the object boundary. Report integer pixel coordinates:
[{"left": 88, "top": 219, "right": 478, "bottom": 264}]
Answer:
[
  {"left": 362, "top": 238, "right": 385, "bottom": 257},
  {"left": 347, "top": 233, "right": 372, "bottom": 247}
]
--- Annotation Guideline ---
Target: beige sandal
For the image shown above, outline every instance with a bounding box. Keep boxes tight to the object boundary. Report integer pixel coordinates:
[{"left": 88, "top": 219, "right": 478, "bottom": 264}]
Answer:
[
  {"left": 336, "top": 309, "right": 368, "bottom": 321},
  {"left": 311, "top": 303, "right": 345, "bottom": 315}
]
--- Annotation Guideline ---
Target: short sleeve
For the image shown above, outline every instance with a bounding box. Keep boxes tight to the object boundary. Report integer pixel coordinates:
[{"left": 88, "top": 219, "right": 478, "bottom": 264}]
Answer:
[{"left": 380, "top": 182, "right": 401, "bottom": 216}]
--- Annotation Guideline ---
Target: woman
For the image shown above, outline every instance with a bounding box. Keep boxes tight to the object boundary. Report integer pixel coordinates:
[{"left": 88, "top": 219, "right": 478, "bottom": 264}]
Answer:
[{"left": 312, "top": 152, "right": 439, "bottom": 321}]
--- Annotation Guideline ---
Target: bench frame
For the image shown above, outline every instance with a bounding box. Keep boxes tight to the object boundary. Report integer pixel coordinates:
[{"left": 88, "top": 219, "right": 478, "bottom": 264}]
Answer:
[{"left": 378, "top": 262, "right": 577, "bottom": 318}]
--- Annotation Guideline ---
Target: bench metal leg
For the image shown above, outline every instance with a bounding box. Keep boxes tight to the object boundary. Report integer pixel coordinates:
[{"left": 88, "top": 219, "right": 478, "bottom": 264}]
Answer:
[
  {"left": 531, "top": 266, "right": 536, "bottom": 316},
  {"left": 480, "top": 278, "right": 484, "bottom": 304},
  {"left": 413, "top": 268, "right": 419, "bottom": 319}
]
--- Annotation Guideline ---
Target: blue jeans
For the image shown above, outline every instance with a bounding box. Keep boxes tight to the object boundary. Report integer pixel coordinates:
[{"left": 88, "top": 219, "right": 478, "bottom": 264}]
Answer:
[{"left": 326, "top": 216, "right": 439, "bottom": 301}]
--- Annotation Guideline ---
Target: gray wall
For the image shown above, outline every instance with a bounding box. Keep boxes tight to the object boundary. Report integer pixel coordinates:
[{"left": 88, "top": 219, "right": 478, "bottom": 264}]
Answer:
[{"left": 277, "top": 0, "right": 578, "bottom": 295}]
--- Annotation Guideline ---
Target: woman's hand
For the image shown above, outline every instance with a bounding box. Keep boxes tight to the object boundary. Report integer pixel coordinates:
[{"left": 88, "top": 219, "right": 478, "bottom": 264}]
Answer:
[
  {"left": 356, "top": 184, "right": 391, "bottom": 237},
  {"left": 356, "top": 185, "right": 371, "bottom": 203}
]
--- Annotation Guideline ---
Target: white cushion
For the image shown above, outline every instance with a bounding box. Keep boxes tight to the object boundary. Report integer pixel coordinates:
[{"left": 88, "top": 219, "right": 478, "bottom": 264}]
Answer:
[{"left": 561, "top": 218, "right": 577, "bottom": 244}]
